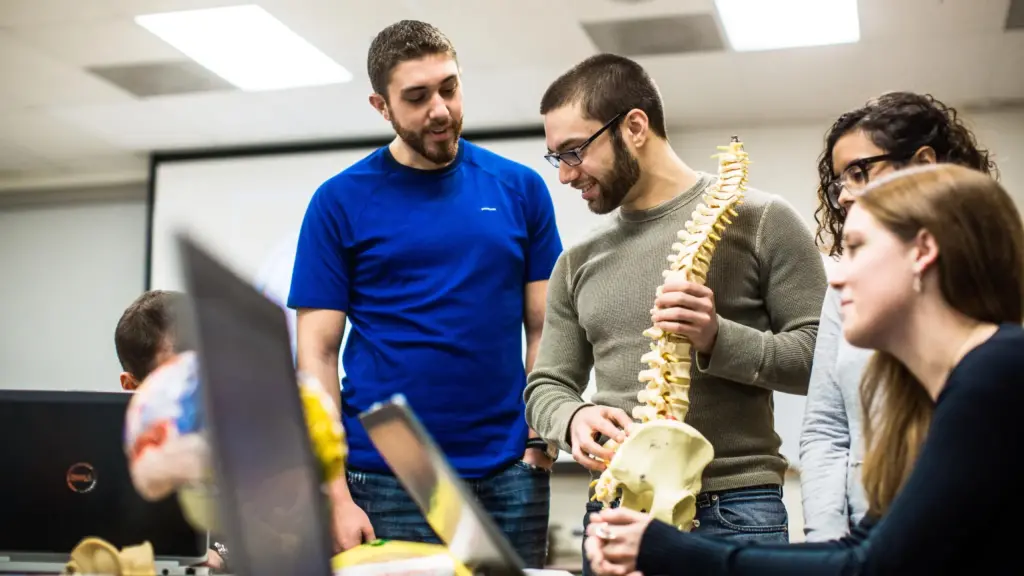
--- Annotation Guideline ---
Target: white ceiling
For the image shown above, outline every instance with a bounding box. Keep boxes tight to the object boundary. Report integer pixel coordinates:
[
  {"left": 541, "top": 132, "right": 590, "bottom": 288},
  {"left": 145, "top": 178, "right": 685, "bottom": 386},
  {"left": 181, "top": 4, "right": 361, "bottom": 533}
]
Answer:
[{"left": 0, "top": 0, "right": 1021, "bottom": 191}]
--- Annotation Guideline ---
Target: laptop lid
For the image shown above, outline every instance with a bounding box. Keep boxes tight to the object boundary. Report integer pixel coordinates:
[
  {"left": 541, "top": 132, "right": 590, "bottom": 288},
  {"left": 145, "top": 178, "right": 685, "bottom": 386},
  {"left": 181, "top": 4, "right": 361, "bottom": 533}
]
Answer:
[
  {"left": 358, "top": 394, "right": 526, "bottom": 576},
  {"left": 0, "top": 390, "right": 207, "bottom": 565},
  {"left": 176, "top": 233, "right": 334, "bottom": 576}
]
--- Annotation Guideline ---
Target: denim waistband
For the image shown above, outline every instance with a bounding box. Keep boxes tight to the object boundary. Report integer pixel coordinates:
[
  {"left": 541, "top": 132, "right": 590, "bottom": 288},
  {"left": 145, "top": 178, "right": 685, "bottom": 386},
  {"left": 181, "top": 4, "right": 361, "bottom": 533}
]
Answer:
[{"left": 695, "top": 483, "right": 782, "bottom": 508}]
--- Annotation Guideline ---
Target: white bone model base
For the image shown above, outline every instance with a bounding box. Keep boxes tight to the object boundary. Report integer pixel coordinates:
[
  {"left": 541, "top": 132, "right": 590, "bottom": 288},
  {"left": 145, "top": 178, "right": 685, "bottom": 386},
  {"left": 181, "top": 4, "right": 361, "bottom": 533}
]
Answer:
[{"left": 588, "top": 137, "right": 751, "bottom": 532}]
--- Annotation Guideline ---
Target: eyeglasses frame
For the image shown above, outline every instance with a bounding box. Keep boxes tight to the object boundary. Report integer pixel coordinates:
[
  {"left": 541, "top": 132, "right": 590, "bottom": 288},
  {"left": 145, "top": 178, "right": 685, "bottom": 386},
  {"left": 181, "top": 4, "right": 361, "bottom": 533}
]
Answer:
[
  {"left": 825, "top": 151, "right": 917, "bottom": 211},
  {"left": 544, "top": 112, "right": 626, "bottom": 169}
]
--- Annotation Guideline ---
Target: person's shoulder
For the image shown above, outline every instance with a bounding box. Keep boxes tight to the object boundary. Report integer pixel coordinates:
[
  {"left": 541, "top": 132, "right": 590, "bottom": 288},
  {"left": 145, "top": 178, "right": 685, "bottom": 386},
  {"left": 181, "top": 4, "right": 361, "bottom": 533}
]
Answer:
[
  {"left": 555, "top": 216, "right": 622, "bottom": 275},
  {"left": 963, "top": 324, "right": 1024, "bottom": 372},
  {"left": 315, "top": 147, "right": 392, "bottom": 202},
  {"left": 462, "top": 140, "right": 547, "bottom": 191},
  {"left": 949, "top": 323, "right": 1024, "bottom": 400},
  {"left": 735, "top": 185, "right": 803, "bottom": 223},
  {"left": 728, "top": 184, "right": 815, "bottom": 256}
]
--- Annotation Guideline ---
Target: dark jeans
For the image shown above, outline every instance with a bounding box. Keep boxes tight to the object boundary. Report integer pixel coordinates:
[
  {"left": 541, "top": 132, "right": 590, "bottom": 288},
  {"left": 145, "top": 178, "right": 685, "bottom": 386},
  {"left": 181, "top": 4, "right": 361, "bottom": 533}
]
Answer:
[
  {"left": 581, "top": 484, "right": 789, "bottom": 576},
  {"left": 347, "top": 460, "right": 551, "bottom": 568}
]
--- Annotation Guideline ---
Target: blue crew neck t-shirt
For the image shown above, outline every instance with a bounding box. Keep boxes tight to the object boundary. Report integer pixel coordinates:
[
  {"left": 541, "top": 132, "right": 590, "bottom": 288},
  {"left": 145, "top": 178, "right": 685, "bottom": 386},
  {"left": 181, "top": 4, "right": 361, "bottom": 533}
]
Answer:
[{"left": 288, "top": 139, "right": 563, "bottom": 478}]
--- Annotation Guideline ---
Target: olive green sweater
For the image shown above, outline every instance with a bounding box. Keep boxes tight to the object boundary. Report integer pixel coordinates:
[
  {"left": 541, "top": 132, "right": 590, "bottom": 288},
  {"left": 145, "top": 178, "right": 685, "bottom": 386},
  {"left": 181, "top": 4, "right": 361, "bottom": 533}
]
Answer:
[{"left": 524, "top": 173, "right": 827, "bottom": 491}]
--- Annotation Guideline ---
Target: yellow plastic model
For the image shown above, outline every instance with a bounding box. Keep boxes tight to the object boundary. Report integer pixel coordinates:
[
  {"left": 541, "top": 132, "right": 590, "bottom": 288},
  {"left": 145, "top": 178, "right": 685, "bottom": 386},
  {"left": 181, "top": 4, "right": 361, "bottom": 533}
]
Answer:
[
  {"left": 589, "top": 137, "right": 751, "bottom": 531},
  {"left": 332, "top": 540, "right": 471, "bottom": 576},
  {"left": 63, "top": 538, "right": 157, "bottom": 576}
]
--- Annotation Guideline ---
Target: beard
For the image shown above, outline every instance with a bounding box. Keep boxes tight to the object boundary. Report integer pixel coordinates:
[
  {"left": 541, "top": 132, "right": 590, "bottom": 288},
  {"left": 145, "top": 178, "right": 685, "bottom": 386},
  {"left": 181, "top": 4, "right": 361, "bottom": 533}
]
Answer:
[
  {"left": 391, "top": 114, "right": 464, "bottom": 165},
  {"left": 583, "top": 129, "right": 641, "bottom": 214}
]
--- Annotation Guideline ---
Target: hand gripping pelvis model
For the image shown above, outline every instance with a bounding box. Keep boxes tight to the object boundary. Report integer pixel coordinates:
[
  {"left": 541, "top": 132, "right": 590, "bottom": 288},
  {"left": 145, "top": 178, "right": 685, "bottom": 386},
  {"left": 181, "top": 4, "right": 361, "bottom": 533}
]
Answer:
[{"left": 589, "top": 137, "right": 750, "bottom": 531}]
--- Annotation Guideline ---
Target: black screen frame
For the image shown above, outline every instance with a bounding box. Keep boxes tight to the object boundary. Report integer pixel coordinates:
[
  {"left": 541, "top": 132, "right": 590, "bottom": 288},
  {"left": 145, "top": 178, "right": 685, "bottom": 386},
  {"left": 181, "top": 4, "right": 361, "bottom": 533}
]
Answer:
[{"left": 178, "top": 235, "right": 335, "bottom": 576}]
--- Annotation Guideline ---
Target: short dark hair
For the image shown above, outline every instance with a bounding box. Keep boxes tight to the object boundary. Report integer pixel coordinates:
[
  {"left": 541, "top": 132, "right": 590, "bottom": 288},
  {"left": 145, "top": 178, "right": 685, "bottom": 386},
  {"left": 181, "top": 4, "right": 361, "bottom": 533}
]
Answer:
[
  {"left": 114, "top": 290, "right": 190, "bottom": 381},
  {"left": 540, "top": 53, "right": 668, "bottom": 139},
  {"left": 815, "top": 92, "right": 998, "bottom": 257},
  {"left": 367, "top": 20, "right": 458, "bottom": 99}
]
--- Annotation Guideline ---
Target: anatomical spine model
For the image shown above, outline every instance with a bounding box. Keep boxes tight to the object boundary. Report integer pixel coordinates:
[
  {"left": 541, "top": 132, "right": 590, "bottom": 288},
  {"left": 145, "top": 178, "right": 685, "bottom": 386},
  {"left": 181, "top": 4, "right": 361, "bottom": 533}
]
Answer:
[{"left": 589, "top": 137, "right": 750, "bottom": 531}]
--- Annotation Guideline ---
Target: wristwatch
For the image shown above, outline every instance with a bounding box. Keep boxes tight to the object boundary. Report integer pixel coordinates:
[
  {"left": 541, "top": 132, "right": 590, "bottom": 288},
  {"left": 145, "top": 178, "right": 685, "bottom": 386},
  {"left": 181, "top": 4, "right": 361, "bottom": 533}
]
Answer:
[
  {"left": 210, "top": 541, "right": 230, "bottom": 573},
  {"left": 526, "top": 437, "right": 559, "bottom": 461}
]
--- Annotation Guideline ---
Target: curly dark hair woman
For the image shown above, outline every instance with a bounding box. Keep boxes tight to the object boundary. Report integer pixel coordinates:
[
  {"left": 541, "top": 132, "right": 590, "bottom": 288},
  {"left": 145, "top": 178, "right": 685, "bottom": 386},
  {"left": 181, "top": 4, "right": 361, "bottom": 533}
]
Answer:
[
  {"left": 814, "top": 91, "right": 998, "bottom": 256},
  {"left": 799, "top": 91, "right": 1002, "bottom": 545}
]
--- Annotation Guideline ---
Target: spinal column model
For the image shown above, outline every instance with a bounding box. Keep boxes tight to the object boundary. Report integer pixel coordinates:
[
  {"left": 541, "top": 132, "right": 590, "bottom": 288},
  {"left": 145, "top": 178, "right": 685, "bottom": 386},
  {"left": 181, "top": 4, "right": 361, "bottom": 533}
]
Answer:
[{"left": 589, "top": 137, "right": 750, "bottom": 531}]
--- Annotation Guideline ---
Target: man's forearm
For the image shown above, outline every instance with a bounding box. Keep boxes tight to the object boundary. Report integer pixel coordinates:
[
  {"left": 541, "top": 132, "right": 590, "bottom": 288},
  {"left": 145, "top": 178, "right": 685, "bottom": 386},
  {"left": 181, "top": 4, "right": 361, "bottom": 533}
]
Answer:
[
  {"left": 300, "top": 350, "right": 342, "bottom": 411},
  {"left": 525, "top": 328, "right": 542, "bottom": 374},
  {"left": 328, "top": 472, "right": 354, "bottom": 502},
  {"left": 695, "top": 199, "right": 826, "bottom": 393},
  {"left": 298, "top": 350, "right": 351, "bottom": 501},
  {"left": 696, "top": 318, "right": 818, "bottom": 394},
  {"left": 525, "top": 328, "right": 542, "bottom": 441}
]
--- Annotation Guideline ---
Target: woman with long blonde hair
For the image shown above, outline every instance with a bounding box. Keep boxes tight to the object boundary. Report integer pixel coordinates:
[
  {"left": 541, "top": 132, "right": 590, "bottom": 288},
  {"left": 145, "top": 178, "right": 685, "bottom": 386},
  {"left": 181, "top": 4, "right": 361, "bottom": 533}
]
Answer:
[
  {"left": 799, "top": 92, "right": 998, "bottom": 541},
  {"left": 584, "top": 163, "right": 1024, "bottom": 574}
]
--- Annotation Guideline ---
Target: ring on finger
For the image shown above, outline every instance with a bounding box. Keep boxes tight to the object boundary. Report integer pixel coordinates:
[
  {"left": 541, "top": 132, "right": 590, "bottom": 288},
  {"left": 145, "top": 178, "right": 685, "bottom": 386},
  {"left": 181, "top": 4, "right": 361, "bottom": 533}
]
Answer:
[{"left": 595, "top": 524, "right": 615, "bottom": 541}]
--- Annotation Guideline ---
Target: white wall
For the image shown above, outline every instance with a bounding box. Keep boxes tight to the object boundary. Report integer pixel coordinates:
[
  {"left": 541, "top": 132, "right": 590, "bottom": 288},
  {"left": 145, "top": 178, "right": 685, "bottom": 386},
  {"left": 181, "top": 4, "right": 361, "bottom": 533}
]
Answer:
[{"left": 0, "top": 188, "right": 147, "bottom": 392}]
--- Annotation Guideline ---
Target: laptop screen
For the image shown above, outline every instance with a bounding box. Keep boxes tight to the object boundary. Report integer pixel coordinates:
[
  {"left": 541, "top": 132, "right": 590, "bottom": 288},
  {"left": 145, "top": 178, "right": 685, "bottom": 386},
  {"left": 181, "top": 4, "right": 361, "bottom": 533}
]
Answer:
[
  {"left": 0, "top": 390, "right": 207, "bottom": 562},
  {"left": 178, "top": 236, "right": 333, "bottom": 576},
  {"left": 359, "top": 395, "right": 526, "bottom": 576}
]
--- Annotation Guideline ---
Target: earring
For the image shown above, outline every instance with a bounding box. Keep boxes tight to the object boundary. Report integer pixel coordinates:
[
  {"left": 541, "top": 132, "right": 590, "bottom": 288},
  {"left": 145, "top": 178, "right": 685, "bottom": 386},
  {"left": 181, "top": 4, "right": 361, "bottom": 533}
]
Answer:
[{"left": 912, "top": 272, "right": 922, "bottom": 294}]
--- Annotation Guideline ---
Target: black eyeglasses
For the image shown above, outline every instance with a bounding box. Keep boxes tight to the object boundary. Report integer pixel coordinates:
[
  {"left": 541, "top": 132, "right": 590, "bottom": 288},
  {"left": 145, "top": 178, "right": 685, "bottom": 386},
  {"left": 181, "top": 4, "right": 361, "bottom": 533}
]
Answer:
[
  {"left": 544, "top": 113, "right": 625, "bottom": 168},
  {"left": 826, "top": 152, "right": 914, "bottom": 211}
]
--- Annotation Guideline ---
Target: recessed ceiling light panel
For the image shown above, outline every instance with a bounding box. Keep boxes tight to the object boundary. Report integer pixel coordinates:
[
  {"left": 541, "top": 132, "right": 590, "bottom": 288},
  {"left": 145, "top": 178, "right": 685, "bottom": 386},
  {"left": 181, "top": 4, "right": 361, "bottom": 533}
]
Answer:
[
  {"left": 135, "top": 4, "right": 352, "bottom": 91},
  {"left": 715, "top": 0, "right": 861, "bottom": 52}
]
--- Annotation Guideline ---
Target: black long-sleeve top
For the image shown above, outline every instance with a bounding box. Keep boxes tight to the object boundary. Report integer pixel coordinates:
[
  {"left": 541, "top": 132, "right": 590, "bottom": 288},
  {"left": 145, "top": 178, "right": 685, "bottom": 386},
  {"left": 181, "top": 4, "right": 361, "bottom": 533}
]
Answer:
[{"left": 637, "top": 323, "right": 1023, "bottom": 575}]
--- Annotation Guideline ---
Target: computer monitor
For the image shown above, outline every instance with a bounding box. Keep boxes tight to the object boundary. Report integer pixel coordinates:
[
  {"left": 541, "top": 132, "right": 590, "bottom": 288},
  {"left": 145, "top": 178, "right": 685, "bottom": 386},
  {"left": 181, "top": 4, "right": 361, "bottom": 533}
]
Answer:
[
  {"left": 0, "top": 390, "right": 207, "bottom": 570},
  {"left": 177, "top": 233, "right": 334, "bottom": 576},
  {"left": 359, "top": 394, "right": 526, "bottom": 576}
]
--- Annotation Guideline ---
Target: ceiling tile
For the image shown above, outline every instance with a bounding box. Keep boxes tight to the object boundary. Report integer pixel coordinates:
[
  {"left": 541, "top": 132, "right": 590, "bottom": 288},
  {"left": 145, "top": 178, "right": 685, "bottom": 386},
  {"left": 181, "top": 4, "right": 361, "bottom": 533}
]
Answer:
[
  {"left": 48, "top": 99, "right": 215, "bottom": 150},
  {"left": 0, "top": 140, "right": 56, "bottom": 171},
  {"left": 255, "top": 0, "right": 434, "bottom": 84},
  {"left": 59, "top": 152, "right": 148, "bottom": 176},
  {"left": 261, "top": 84, "right": 392, "bottom": 141},
  {"left": 9, "top": 19, "right": 187, "bottom": 67},
  {"left": 0, "top": 110, "right": 126, "bottom": 161},
  {"left": 560, "top": 0, "right": 714, "bottom": 20},
  {"left": 87, "top": 60, "right": 237, "bottom": 98},
  {"left": 0, "top": 30, "right": 135, "bottom": 108},
  {"left": 856, "top": 0, "right": 1012, "bottom": 42},
  {"left": 0, "top": 0, "right": 118, "bottom": 27},
  {"left": 0, "top": 0, "right": 254, "bottom": 26},
  {"left": 149, "top": 90, "right": 327, "bottom": 146}
]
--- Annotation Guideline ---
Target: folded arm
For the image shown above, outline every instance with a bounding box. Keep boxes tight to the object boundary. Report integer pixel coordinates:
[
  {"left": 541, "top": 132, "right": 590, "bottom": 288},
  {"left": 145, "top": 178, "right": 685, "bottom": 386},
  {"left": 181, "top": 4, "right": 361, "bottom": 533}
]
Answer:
[
  {"left": 696, "top": 198, "right": 827, "bottom": 394},
  {"left": 799, "top": 287, "right": 854, "bottom": 542}
]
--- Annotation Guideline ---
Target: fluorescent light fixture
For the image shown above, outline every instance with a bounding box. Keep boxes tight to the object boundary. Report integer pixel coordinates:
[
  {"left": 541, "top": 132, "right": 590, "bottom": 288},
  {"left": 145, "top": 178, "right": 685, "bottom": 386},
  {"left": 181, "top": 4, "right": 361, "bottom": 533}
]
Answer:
[
  {"left": 714, "top": 0, "right": 861, "bottom": 52},
  {"left": 135, "top": 4, "right": 352, "bottom": 91}
]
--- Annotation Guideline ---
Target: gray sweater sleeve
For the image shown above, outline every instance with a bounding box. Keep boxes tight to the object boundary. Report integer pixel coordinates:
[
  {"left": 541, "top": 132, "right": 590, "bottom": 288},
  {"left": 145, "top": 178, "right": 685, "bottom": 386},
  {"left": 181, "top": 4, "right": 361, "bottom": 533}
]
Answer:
[
  {"left": 524, "top": 253, "right": 595, "bottom": 454},
  {"left": 798, "top": 286, "right": 853, "bottom": 541}
]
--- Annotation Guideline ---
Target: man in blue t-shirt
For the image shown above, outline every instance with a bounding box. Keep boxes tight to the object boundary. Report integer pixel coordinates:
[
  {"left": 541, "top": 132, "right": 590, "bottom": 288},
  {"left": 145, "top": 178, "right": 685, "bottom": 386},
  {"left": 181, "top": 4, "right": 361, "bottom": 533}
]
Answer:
[{"left": 287, "top": 20, "right": 563, "bottom": 567}]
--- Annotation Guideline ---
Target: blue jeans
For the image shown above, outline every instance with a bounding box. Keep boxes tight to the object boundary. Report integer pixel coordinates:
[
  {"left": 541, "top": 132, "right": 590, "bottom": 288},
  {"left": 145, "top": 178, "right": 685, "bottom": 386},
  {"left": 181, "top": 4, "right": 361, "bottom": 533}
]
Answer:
[
  {"left": 347, "top": 460, "right": 551, "bottom": 568},
  {"left": 581, "top": 484, "right": 789, "bottom": 576}
]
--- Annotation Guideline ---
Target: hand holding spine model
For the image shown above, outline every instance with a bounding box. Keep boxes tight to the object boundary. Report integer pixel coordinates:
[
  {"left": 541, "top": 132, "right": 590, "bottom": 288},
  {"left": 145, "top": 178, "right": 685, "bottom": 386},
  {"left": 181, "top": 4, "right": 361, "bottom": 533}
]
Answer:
[{"left": 589, "top": 137, "right": 750, "bottom": 531}]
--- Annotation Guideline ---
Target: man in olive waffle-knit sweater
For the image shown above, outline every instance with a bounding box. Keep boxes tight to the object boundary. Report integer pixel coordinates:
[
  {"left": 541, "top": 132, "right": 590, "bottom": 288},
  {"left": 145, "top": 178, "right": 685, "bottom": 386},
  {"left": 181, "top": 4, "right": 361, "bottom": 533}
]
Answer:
[{"left": 526, "top": 54, "right": 826, "bottom": 564}]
